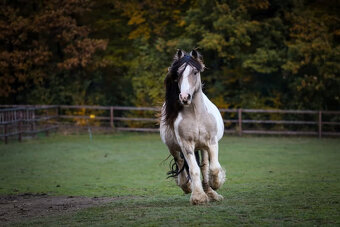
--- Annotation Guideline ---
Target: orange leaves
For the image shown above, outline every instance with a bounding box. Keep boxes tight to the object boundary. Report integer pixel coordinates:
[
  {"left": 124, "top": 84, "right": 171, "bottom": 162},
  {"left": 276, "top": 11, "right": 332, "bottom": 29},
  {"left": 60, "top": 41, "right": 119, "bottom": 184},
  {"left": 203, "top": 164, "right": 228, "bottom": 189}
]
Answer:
[
  {"left": 198, "top": 33, "right": 228, "bottom": 57},
  {"left": 59, "top": 39, "right": 108, "bottom": 70},
  {"left": 128, "top": 26, "right": 151, "bottom": 40},
  {"left": 115, "top": 0, "right": 190, "bottom": 41},
  {"left": 128, "top": 12, "right": 146, "bottom": 25},
  {"left": 238, "top": 0, "right": 269, "bottom": 10},
  {"left": 0, "top": 0, "right": 106, "bottom": 99},
  {"left": 0, "top": 47, "right": 51, "bottom": 96}
]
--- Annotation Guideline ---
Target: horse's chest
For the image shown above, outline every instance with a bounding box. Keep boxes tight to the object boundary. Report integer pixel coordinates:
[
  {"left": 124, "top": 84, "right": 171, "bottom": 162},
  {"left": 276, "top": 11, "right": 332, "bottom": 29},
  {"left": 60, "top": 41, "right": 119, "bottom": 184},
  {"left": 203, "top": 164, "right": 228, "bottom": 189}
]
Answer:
[{"left": 176, "top": 113, "right": 217, "bottom": 147}]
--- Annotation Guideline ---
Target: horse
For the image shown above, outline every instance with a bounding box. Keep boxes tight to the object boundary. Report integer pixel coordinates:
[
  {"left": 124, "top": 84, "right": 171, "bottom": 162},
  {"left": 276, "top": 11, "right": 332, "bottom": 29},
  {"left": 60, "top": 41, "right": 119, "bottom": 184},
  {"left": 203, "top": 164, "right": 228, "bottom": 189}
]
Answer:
[{"left": 160, "top": 49, "right": 226, "bottom": 205}]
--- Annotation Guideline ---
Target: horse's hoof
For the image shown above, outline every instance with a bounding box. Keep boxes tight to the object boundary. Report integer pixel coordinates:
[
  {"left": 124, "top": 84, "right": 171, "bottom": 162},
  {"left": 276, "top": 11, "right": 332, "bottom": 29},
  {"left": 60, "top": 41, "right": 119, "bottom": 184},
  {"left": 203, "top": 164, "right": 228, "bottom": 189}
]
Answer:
[
  {"left": 207, "top": 191, "right": 224, "bottom": 202},
  {"left": 215, "top": 194, "right": 224, "bottom": 201},
  {"left": 190, "top": 192, "right": 209, "bottom": 205},
  {"left": 209, "top": 167, "right": 226, "bottom": 190}
]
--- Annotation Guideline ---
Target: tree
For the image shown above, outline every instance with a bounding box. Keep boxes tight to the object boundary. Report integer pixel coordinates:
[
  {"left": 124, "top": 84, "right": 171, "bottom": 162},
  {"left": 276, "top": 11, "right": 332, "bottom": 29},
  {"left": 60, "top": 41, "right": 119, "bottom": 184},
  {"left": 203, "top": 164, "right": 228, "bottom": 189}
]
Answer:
[
  {"left": 0, "top": 0, "right": 107, "bottom": 104},
  {"left": 282, "top": 0, "right": 340, "bottom": 110},
  {"left": 1, "top": 0, "right": 338, "bottom": 111},
  {"left": 112, "top": 0, "right": 195, "bottom": 106}
]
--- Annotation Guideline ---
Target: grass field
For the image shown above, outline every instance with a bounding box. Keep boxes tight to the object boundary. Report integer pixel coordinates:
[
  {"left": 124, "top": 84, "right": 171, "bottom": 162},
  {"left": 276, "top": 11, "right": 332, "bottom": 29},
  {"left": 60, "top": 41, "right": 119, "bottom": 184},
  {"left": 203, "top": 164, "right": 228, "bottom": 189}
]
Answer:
[{"left": 0, "top": 133, "right": 339, "bottom": 226}]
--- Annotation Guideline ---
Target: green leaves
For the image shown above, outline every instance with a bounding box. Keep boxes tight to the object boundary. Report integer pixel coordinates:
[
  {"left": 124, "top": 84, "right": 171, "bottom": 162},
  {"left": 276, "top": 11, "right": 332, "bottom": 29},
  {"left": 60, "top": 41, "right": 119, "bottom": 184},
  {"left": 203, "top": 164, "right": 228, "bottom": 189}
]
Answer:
[
  {"left": 243, "top": 48, "right": 283, "bottom": 74},
  {"left": 1, "top": 0, "right": 338, "bottom": 110},
  {"left": 282, "top": 1, "right": 340, "bottom": 109}
]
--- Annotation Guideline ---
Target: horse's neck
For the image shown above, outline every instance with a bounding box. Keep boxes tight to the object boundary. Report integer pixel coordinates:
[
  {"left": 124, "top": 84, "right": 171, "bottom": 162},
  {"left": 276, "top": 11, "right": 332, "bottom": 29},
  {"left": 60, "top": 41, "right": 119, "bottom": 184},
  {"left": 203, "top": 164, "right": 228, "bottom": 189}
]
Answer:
[{"left": 182, "top": 90, "right": 207, "bottom": 116}]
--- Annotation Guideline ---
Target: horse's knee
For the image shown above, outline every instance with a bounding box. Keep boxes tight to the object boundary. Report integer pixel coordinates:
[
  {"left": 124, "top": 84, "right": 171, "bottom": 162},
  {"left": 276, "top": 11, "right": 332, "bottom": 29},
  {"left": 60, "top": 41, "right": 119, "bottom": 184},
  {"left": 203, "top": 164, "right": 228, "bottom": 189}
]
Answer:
[{"left": 189, "top": 169, "right": 200, "bottom": 179}]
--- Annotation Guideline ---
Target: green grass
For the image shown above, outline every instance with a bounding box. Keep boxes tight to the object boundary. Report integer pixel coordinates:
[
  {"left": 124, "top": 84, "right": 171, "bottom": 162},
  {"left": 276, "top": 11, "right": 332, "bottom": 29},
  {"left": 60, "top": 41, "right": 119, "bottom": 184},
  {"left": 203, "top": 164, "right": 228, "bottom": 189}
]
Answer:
[{"left": 1, "top": 133, "right": 340, "bottom": 226}]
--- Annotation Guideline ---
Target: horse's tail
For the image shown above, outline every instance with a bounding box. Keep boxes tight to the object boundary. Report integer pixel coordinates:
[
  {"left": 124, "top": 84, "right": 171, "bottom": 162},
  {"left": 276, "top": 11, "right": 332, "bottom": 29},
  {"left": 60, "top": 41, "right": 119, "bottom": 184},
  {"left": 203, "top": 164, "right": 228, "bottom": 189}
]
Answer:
[{"left": 166, "top": 151, "right": 200, "bottom": 180}]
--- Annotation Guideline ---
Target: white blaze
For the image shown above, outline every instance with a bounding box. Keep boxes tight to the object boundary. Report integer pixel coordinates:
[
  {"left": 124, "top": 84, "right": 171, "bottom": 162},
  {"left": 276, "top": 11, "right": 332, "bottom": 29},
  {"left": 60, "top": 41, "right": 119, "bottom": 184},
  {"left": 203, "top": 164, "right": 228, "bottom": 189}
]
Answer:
[{"left": 180, "top": 66, "right": 191, "bottom": 94}]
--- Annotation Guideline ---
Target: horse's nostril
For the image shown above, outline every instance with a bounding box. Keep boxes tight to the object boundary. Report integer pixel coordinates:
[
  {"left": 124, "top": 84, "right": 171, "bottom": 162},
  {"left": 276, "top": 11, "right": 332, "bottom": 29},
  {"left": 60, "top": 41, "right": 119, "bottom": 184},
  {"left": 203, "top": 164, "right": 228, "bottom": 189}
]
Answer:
[{"left": 180, "top": 93, "right": 190, "bottom": 101}]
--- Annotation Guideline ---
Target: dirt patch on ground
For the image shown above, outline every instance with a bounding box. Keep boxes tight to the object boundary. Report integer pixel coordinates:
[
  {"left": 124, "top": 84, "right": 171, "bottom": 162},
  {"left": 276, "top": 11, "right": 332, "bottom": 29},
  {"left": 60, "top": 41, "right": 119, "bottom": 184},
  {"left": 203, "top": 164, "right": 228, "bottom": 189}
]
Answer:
[{"left": 0, "top": 193, "right": 118, "bottom": 224}]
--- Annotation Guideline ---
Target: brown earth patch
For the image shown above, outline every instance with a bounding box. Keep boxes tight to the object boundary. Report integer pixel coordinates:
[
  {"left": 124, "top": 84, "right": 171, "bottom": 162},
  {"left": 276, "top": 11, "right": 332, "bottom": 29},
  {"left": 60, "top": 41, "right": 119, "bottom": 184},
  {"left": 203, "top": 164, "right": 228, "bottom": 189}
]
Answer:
[{"left": 0, "top": 193, "right": 118, "bottom": 224}]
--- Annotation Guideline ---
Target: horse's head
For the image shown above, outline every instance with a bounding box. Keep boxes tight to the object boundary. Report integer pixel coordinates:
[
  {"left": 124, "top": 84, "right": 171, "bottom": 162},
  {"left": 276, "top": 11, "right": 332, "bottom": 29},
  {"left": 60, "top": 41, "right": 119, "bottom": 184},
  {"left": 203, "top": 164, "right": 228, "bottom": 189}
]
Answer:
[
  {"left": 168, "top": 49, "right": 205, "bottom": 106},
  {"left": 163, "top": 49, "right": 205, "bottom": 127}
]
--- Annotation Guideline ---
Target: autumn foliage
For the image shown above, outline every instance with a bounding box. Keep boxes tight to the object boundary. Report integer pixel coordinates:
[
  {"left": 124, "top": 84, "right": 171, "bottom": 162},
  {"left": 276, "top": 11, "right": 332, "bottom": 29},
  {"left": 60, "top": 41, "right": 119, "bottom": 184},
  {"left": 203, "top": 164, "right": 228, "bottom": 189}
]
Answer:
[
  {"left": 0, "top": 0, "right": 339, "bottom": 110},
  {"left": 0, "top": 0, "right": 107, "bottom": 102}
]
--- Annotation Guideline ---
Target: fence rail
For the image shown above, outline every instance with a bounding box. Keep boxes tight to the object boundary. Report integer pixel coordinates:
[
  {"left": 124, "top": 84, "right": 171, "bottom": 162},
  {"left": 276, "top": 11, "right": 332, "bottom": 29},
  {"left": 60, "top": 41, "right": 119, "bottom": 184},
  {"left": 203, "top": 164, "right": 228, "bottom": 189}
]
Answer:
[
  {"left": 1, "top": 104, "right": 339, "bottom": 143},
  {"left": 0, "top": 106, "right": 58, "bottom": 144}
]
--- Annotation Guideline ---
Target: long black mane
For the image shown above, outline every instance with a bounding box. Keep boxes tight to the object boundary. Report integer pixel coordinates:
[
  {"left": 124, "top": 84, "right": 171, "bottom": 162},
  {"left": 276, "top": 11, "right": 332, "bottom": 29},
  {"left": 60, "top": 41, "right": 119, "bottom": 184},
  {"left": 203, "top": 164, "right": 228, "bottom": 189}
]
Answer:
[{"left": 163, "top": 51, "right": 204, "bottom": 128}]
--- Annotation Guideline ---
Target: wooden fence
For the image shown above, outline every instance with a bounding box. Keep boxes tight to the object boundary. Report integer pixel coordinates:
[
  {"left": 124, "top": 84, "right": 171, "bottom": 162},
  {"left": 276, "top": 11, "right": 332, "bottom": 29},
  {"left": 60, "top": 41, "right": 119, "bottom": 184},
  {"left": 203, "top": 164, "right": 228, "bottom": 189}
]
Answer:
[
  {"left": 219, "top": 108, "right": 340, "bottom": 137},
  {"left": 1, "top": 105, "right": 339, "bottom": 143},
  {"left": 0, "top": 106, "right": 58, "bottom": 144}
]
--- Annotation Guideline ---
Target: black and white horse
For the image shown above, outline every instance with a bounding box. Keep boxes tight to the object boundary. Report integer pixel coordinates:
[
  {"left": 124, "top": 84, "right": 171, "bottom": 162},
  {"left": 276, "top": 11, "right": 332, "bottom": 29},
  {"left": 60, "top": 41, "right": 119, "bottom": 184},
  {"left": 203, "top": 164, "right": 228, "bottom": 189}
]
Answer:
[{"left": 160, "top": 49, "right": 226, "bottom": 205}]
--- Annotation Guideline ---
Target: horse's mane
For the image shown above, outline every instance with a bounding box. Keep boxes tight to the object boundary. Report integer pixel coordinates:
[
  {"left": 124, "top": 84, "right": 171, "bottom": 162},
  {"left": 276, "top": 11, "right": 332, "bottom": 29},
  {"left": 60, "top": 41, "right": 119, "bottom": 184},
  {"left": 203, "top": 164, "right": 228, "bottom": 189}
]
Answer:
[{"left": 163, "top": 50, "right": 204, "bottom": 128}]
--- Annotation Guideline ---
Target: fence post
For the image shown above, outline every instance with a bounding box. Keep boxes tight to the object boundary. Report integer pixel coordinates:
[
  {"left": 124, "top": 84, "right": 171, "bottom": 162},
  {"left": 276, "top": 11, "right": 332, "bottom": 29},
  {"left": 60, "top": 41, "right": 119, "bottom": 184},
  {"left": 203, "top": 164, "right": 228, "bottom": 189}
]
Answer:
[
  {"left": 56, "top": 106, "right": 60, "bottom": 131},
  {"left": 56, "top": 106, "right": 59, "bottom": 118},
  {"left": 318, "top": 111, "right": 322, "bottom": 138},
  {"left": 18, "top": 111, "right": 22, "bottom": 142},
  {"left": 110, "top": 107, "right": 114, "bottom": 128},
  {"left": 238, "top": 108, "right": 242, "bottom": 136},
  {"left": 4, "top": 124, "right": 8, "bottom": 144},
  {"left": 31, "top": 110, "right": 36, "bottom": 137}
]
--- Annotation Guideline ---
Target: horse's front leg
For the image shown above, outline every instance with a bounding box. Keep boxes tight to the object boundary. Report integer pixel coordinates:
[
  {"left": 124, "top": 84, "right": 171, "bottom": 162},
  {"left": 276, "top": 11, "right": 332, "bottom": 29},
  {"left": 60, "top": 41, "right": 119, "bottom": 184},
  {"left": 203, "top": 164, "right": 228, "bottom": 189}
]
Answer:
[
  {"left": 208, "top": 142, "right": 226, "bottom": 190},
  {"left": 181, "top": 143, "right": 208, "bottom": 205},
  {"left": 201, "top": 150, "right": 224, "bottom": 201}
]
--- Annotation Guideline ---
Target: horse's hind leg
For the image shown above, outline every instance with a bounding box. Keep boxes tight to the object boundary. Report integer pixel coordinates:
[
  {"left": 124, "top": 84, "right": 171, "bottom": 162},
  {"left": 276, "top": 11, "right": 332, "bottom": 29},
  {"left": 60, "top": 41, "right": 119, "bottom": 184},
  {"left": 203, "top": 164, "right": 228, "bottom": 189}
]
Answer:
[
  {"left": 176, "top": 153, "right": 192, "bottom": 194},
  {"left": 201, "top": 150, "right": 224, "bottom": 201},
  {"left": 207, "top": 143, "right": 226, "bottom": 190},
  {"left": 169, "top": 149, "right": 191, "bottom": 194}
]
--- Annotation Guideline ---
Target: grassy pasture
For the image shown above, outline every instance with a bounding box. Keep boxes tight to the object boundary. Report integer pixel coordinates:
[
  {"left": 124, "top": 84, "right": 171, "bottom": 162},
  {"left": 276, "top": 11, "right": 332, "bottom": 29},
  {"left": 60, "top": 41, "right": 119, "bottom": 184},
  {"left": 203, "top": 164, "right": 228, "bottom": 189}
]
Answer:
[{"left": 0, "top": 133, "right": 339, "bottom": 226}]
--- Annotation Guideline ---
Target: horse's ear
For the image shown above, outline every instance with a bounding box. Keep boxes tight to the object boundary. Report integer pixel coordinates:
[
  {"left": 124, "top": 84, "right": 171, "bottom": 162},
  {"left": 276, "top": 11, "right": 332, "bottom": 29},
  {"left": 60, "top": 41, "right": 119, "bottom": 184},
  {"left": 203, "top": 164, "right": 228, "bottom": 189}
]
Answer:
[
  {"left": 175, "top": 49, "right": 185, "bottom": 60},
  {"left": 191, "top": 49, "right": 205, "bottom": 71},
  {"left": 190, "top": 49, "right": 198, "bottom": 59}
]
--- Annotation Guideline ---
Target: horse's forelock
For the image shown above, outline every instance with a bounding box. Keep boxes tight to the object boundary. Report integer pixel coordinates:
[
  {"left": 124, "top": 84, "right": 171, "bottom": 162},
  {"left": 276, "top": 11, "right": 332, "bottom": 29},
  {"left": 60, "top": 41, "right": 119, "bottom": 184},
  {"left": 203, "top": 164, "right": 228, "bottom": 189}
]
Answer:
[{"left": 170, "top": 55, "right": 203, "bottom": 78}]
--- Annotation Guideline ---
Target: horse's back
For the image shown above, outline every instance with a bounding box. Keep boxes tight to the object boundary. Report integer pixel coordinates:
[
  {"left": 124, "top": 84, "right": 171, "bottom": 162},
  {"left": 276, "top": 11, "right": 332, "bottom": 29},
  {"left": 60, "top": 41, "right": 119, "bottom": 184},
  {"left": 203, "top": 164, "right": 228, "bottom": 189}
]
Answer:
[{"left": 202, "top": 93, "right": 224, "bottom": 141}]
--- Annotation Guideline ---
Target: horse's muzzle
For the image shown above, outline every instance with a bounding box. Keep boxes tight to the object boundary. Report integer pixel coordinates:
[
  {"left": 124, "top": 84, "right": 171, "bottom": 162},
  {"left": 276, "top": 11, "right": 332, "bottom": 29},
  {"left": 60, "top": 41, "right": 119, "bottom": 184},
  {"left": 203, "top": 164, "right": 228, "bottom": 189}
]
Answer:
[{"left": 179, "top": 93, "right": 191, "bottom": 105}]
